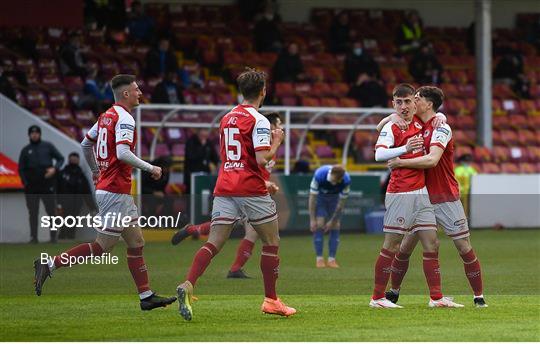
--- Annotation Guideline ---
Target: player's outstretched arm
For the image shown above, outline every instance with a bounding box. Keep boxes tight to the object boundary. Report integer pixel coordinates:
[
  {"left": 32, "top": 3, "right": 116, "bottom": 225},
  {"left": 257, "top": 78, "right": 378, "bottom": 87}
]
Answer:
[
  {"left": 388, "top": 146, "right": 444, "bottom": 169},
  {"left": 375, "top": 136, "right": 423, "bottom": 162},
  {"left": 116, "top": 144, "right": 161, "bottom": 179}
]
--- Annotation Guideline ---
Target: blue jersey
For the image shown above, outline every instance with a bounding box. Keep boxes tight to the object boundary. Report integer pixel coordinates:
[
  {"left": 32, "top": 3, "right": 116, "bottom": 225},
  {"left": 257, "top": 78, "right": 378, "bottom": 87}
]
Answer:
[{"left": 309, "top": 165, "right": 351, "bottom": 198}]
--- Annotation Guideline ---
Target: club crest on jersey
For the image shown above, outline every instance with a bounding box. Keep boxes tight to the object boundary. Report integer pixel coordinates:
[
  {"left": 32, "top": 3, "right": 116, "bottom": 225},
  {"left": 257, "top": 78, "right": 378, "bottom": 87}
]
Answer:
[
  {"left": 423, "top": 129, "right": 431, "bottom": 138},
  {"left": 414, "top": 122, "right": 422, "bottom": 129},
  {"left": 397, "top": 217, "right": 405, "bottom": 225},
  {"left": 100, "top": 117, "right": 112, "bottom": 126}
]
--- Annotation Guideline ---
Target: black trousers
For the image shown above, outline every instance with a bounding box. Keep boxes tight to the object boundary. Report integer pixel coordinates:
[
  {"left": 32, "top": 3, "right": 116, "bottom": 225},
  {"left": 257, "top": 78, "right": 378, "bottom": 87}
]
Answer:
[{"left": 24, "top": 188, "right": 57, "bottom": 241}]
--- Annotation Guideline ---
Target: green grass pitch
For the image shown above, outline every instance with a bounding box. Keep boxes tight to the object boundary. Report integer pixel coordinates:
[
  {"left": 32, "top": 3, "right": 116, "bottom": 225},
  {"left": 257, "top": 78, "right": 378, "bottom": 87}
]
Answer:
[{"left": 1, "top": 229, "right": 539, "bottom": 341}]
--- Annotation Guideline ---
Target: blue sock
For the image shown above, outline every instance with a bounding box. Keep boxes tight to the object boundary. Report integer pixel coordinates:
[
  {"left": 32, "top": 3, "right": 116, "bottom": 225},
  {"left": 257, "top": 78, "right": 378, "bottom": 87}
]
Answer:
[
  {"left": 313, "top": 230, "right": 324, "bottom": 257},
  {"left": 328, "top": 230, "right": 340, "bottom": 258}
]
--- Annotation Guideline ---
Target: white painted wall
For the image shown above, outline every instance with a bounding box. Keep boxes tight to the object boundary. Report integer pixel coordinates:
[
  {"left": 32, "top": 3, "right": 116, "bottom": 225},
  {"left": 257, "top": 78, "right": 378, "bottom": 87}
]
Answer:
[{"left": 470, "top": 174, "right": 540, "bottom": 228}]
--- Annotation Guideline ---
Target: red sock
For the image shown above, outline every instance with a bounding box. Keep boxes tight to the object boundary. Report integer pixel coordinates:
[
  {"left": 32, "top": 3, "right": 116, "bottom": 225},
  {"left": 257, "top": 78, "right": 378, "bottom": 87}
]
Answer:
[
  {"left": 372, "top": 248, "right": 395, "bottom": 299},
  {"left": 260, "top": 245, "right": 279, "bottom": 300},
  {"left": 53, "top": 242, "right": 103, "bottom": 268},
  {"left": 460, "top": 249, "right": 483, "bottom": 297},
  {"left": 127, "top": 246, "right": 150, "bottom": 294},
  {"left": 188, "top": 222, "right": 211, "bottom": 236},
  {"left": 186, "top": 243, "right": 218, "bottom": 286},
  {"left": 423, "top": 251, "right": 443, "bottom": 300},
  {"left": 390, "top": 251, "right": 411, "bottom": 290},
  {"left": 230, "top": 239, "right": 255, "bottom": 272}
]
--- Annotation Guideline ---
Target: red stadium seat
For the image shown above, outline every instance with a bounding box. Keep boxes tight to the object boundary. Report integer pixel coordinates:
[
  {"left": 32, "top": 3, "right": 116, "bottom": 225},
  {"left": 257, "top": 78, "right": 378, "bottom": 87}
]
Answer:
[
  {"left": 517, "top": 129, "right": 537, "bottom": 146},
  {"left": 528, "top": 147, "right": 540, "bottom": 162},
  {"left": 275, "top": 83, "right": 294, "bottom": 97},
  {"left": 16, "top": 58, "right": 36, "bottom": 75},
  {"left": 63, "top": 76, "right": 84, "bottom": 92},
  {"left": 492, "top": 146, "right": 510, "bottom": 162},
  {"left": 519, "top": 163, "right": 536, "bottom": 173},
  {"left": 48, "top": 91, "right": 68, "bottom": 109},
  {"left": 329, "top": 82, "right": 349, "bottom": 97},
  {"left": 493, "top": 116, "right": 511, "bottom": 130},
  {"left": 320, "top": 97, "right": 338, "bottom": 107},
  {"left": 32, "top": 108, "right": 52, "bottom": 122},
  {"left": 38, "top": 58, "right": 58, "bottom": 74},
  {"left": 280, "top": 96, "right": 298, "bottom": 106},
  {"left": 214, "top": 92, "right": 235, "bottom": 105},
  {"left": 301, "top": 97, "right": 320, "bottom": 107},
  {"left": 453, "top": 115, "right": 475, "bottom": 130},
  {"left": 311, "top": 82, "right": 331, "bottom": 97},
  {"left": 454, "top": 145, "right": 473, "bottom": 159},
  {"left": 481, "top": 162, "right": 501, "bottom": 173},
  {"left": 315, "top": 145, "right": 334, "bottom": 158},
  {"left": 41, "top": 74, "right": 64, "bottom": 90},
  {"left": 52, "top": 108, "right": 74, "bottom": 126},
  {"left": 339, "top": 98, "right": 358, "bottom": 108},
  {"left": 473, "top": 146, "right": 492, "bottom": 162},
  {"left": 500, "top": 130, "right": 519, "bottom": 145},
  {"left": 500, "top": 162, "right": 520, "bottom": 174},
  {"left": 295, "top": 83, "right": 312, "bottom": 96},
  {"left": 74, "top": 110, "right": 96, "bottom": 126},
  {"left": 521, "top": 99, "right": 540, "bottom": 116},
  {"left": 492, "top": 99, "right": 506, "bottom": 116},
  {"left": 26, "top": 90, "right": 47, "bottom": 108},
  {"left": 171, "top": 143, "right": 186, "bottom": 157}
]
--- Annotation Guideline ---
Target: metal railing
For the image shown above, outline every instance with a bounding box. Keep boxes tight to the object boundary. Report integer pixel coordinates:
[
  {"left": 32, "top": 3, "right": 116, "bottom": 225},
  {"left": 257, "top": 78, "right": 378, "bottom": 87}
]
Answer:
[{"left": 135, "top": 104, "right": 393, "bottom": 196}]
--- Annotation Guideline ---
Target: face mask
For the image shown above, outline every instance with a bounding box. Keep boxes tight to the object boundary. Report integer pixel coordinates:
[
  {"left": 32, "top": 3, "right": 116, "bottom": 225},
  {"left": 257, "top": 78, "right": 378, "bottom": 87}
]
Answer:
[{"left": 354, "top": 48, "right": 362, "bottom": 55}]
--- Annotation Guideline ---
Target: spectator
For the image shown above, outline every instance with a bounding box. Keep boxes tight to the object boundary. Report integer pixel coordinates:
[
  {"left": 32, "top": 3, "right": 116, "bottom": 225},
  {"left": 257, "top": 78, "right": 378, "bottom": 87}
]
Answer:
[
  {"left": 348, "top": 73, "right": 388, "bottom": 108},
  {"left": 18, "top": 125, "right": 65, "bottom": 243},
  {"left": 0, "top": 62, "right": 17, "bottom": 102},
  {"left": 81, "top": 67, "right": 113, "bottom": 112},
  {"left": 56, "top": 152, "right": 96, "bottom": 239},
  {"left": 293, "top": 153, "right": 310, "bottom": 174},
  {"left": 454, "top": 154, "right": 477, "bottom": 216},
  {"left": 253, "top": 3, "right": 283, "bottom": 52},
  {"left": 395, "top": 11, "right": 423, "bottom": 54},
  {"left": 344, "top": 41, "right": 380, "bottom": 84},
  {"left": 494, "top": 45, "right": 530, "bottom": 98},
  {"left": 59, "top": 33, "right": 88, "bottom": 78},
  {"left": 272, "top": 43, "right": 305, "bottom": 82},
  {"left": 408, "top": 41, "right": 443, "bottom": 84},
  {"left": 127, "top": 1, "right": 155, "bottom": 42},
  {"left": 151, "top": 70, "right": 185, "bottom": 104},
  {"left": 329, "top": 11, "right": 352, "bottom": 54},
  {"left": 145, "top": 38, "right": 179, "bottom": 78},
  {"left": 142, "top": 156, "right": 173, "bottom": 217},
  {"left": 183, "top": 129, "right": 219, "bottom": 194}
]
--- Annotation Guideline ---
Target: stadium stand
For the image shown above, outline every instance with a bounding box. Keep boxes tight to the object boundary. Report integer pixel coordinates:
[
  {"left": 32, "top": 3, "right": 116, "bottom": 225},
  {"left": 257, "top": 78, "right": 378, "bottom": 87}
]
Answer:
[{"left": 0, "top": 4, "right": 539, "bottom": 176}]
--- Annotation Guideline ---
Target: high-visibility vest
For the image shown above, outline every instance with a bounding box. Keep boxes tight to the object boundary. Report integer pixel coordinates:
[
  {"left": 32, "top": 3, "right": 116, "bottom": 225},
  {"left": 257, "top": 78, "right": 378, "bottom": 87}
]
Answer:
[{"left": 402, "top": 24, "right": 422, "bottom": 40}]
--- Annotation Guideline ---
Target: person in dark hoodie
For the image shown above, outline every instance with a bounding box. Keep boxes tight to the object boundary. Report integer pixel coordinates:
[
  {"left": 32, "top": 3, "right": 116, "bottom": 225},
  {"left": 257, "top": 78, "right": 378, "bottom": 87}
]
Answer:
[
  {"left": 18, "top": 125, "right": 64, "bottom": 243},
  {"left": 56, "top": 152, "right": 97, "bottom": 239}
]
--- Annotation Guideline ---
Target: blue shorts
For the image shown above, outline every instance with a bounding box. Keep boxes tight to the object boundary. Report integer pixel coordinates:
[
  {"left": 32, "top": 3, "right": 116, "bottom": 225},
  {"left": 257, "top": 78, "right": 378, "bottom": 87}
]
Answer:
[{"left": 315, "top": 194, "right": 340, "bottom": 219}]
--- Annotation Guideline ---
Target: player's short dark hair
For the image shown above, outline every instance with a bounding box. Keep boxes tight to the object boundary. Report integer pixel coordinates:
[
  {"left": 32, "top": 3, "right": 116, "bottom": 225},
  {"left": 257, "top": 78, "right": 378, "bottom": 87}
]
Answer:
[
  {"left": 392, "top": 83, "right": 415, "bottom": 98},
  {"left": 237, "top": 68, "right": 266, "bottom": 101},
  {"left": 330, "top": 165, "right": 346, "bottom": 179},
  {"left": 417, "top": 86, "right": 444, "bottom": 111},
  {"left": 111, "top": 74, "right": 136, "bottom": 91},
  {"left": 264, "top": 112, "right": 281, "bottom": 126}
]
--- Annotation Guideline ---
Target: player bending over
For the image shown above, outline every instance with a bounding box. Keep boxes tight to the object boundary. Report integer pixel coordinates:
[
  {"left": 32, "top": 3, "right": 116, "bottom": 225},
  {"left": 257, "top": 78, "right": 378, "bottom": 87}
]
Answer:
[
  {"left": 175, "top": 69, "right": 296, "bottom": 321},
  {"left": 308, "top": 165, "right": 351, "bottom": 268},
  {"left": 370, "top": 83, "right": 463, "bottom": 308},
  {"left": 33, "top": 75, "right": 177, "bottom": 310},
  {"left": 379, "top": 86, "right": 486, "bottom": 307},
  {"left": 171, "top": 113, "right": 283, "bottom": 279}
]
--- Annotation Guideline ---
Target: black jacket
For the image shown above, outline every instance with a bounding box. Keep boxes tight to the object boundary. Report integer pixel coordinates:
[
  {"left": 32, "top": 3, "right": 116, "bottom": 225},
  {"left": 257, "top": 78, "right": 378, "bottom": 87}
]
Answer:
[
  {"left": 273, "top": 52, "right": 303, "bottom": 82},
  {"left": 184, "top": 136, "right": 219, "bottom": 175},
  {"left": 18, "top": 140, "right": 64, "bottom": 187},
  {"left": 344, "top": 52, "right": 381, "bottom": 83},
  {"left": 57, "top": 164, "right": 96, "bottom": 210},
  {"left": 145, "top": 49, "right": 178, "bottom": 78},
  {"left": 151, "top": 81, "right": 185, "bottom": 104}
]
